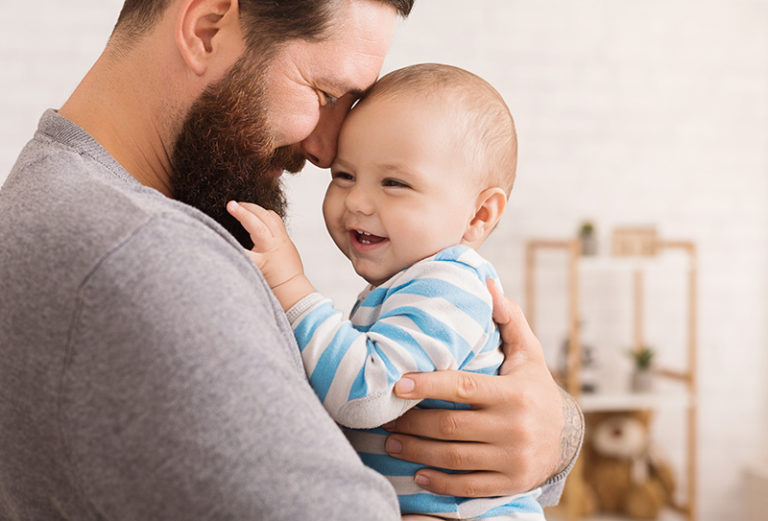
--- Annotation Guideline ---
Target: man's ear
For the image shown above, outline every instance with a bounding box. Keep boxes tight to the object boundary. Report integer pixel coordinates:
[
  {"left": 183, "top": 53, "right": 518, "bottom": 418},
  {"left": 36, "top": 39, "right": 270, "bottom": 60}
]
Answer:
[
  {"left": 176, "top": 0, "right": 240, "bottom": 76},
  {"left": 462, "top": 187, "right": 507, "bottom": 245}
]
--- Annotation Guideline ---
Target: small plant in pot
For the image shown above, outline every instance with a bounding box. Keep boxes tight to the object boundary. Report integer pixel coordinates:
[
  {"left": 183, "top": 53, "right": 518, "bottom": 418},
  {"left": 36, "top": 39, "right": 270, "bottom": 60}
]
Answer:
[
  {"left": 628, "top": 346, "right": 654, "bottom": 392},
  {"left": 578, "top": 220, "right": 597, "bottom": 255}
]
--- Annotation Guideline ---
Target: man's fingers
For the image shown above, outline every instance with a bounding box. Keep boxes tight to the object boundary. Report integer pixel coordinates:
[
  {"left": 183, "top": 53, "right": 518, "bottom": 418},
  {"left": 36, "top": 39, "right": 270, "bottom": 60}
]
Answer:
[
  {"left": 394, "top": 371, "right": 506, "bottom": 407},
  {"left": 411, "top": 470, "right": 519, "bottom": 499},
  {"left": 486, "top": 278, "right": 512, "bottom": 327},
  {"left": 385, "top": 408, "right": 506, "bottom": 442},
  {"left": 499, "top": 299, "right": 548, "bottom": 374},
  {"left": 486, "top": 278, "right": 528, "bottom": 352},
  {"left": 385, "top": 436, "right": 499, "bottom": 471},
  {"left": 485, "top": 280, "right": 544, "bottom": 373},
  {"left": 503, "top": 299, "right": 536, "bottom": 346}
]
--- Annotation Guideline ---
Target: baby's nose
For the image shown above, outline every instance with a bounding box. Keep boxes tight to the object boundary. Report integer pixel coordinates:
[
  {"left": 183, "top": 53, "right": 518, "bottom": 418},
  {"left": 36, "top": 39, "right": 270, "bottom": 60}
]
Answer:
[{"left": 345, "top": 187, "right": 375, "bottom": 215}]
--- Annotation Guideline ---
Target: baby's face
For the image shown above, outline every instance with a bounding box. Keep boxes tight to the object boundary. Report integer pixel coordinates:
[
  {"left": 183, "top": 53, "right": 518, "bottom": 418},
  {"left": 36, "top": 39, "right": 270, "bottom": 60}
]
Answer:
[{"left": 322, "top": 94, "right": 480, "bottom": 286}]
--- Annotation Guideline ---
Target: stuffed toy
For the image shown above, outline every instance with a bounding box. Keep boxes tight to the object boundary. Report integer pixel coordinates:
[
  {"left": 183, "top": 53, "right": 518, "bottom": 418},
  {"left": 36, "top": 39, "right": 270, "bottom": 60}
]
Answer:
[{"left": 581, "top": 410, "right": 677, "bottom": 520}]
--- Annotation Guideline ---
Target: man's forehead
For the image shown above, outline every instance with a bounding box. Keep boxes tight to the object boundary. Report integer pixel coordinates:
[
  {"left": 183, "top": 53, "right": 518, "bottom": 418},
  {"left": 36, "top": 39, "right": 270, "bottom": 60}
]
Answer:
[
  {"left": 314, "top": 0, "right": 397, "bottom": 91},
  {"left": 304, "top": 43, "right": 386, "bottom": 99}
]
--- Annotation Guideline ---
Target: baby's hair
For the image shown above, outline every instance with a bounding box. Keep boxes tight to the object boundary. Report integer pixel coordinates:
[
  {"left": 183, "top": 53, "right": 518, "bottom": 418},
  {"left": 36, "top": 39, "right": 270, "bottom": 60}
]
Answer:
[{"left": 362, "top": 63, "right": 517, "bottom": 196}]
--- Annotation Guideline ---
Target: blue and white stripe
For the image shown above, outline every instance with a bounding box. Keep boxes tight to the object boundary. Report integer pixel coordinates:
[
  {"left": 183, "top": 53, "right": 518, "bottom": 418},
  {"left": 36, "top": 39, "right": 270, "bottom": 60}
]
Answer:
[{"left": 288, "top": 244, "right": 544, "bottom": 519}]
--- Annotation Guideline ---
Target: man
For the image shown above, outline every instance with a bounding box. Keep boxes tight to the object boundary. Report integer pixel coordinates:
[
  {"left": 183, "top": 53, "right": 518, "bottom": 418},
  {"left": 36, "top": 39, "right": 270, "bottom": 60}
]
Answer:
[{"left": 0, "top": 1, "right": 582, "bottom": 519}]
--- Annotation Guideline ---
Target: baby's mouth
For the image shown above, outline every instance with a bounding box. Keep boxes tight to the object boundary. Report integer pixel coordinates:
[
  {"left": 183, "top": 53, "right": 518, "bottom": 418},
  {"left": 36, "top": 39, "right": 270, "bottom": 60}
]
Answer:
[{"left": 352, "top": 230, "right": 386, "bottom": 245}]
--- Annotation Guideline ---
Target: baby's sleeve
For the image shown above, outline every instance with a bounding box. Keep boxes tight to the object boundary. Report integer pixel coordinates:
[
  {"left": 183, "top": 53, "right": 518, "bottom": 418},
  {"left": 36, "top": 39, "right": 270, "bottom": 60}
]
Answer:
[{"left": 286, "top": 259, "right": 497, "bottom": 429}]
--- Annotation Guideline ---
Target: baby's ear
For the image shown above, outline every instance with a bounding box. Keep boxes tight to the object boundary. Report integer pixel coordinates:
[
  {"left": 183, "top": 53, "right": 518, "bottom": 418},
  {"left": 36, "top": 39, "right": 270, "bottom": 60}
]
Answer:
[{"left": 462, "top": 187, "right": 507, "bottom": 245}]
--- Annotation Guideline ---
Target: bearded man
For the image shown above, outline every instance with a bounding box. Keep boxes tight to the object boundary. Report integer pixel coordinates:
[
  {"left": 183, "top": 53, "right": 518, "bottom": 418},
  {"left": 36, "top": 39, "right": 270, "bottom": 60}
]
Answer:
[{"left": 0, "top": 1, "right": 582, "bottom": 519}]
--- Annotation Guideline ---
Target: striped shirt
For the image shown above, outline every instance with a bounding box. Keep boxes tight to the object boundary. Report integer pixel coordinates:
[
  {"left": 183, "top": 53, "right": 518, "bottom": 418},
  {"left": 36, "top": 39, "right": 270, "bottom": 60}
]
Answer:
[{"left": 286, "top": 245, "right": 544, "bottom": 519}]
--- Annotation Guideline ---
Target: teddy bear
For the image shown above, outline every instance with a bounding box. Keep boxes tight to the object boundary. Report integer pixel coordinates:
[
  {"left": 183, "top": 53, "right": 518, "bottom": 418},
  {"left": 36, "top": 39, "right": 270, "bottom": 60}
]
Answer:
[{"left": 579, "top": 410, "right": 677, "bottom": 520}]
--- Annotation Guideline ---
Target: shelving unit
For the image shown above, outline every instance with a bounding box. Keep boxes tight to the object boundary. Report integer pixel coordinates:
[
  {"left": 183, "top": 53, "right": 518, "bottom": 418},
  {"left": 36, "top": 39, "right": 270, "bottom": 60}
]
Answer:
[{"left": 525, "top": 237, "right": 698, "bottom": 521}]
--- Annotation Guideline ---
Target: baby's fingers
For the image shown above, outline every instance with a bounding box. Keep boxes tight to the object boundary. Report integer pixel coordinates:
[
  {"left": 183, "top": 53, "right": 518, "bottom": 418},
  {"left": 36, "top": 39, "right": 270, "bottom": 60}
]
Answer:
[
  {"left": 236, "top": 202, "right": 287, "bottom": 236},
  {"left": 245, "top": 249, "right": 262, "bottom": 265},
  {"left": 227, "top": 200, "right": 270, "bottom": 239},
  {"left": 226, "top": 201, "right": 280, "bottom": 250}
]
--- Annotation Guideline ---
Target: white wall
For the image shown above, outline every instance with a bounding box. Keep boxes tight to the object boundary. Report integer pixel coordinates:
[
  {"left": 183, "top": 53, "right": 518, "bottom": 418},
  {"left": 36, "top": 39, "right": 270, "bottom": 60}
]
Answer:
[
  {"left": 289, "top": 2, "right": 768, "bottom": 519},
  {"left": 2, "top": 1, "right": 767, "bottom": 520},
  {"left": 0, "top": 1, "right": 121, "bottom": 170}
]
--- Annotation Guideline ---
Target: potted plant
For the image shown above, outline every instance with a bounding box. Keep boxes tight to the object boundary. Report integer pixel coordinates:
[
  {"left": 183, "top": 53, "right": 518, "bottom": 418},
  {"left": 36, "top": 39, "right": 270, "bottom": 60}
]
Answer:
[
  {"left": 578, "top": 220, "right": 597, "bottom": 255},
  {"left": 628, "top": 346, "right": 654, "bottom": 392}
]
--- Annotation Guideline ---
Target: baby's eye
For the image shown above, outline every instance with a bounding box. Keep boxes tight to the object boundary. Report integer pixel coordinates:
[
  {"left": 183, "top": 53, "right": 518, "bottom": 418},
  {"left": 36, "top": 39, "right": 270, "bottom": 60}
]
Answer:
[
  {"left": 331, "top": 170, "right": 354, "bottom": 183},
  {"left": 382, "top": 178, "right": 410, "bottom": 189}
]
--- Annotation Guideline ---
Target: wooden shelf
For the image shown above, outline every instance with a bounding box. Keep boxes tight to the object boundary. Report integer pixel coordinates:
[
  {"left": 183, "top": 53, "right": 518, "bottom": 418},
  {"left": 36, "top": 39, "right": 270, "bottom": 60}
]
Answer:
[
  {"left": 577, "top": 254, "right": 683, "bottom": 273},
  {"left": 579, "top": 390, "right": 691, "bottom": 413},
  {"left": 526, "top": 237, "right": 698, "bottom": 521},
  {"left": 547, "top": 509, "right": 682, "bottom": 521}
]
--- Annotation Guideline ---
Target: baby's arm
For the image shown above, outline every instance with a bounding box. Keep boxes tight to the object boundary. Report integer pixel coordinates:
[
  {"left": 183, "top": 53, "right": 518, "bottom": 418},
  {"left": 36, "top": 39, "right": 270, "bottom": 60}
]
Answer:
[
  {"left": 226, "top": 200, "right": 415, "bottom": 426},
  {"left": 289, "top": 262, "right": 502, "bottom": 429},
  {"left": 228, "top": 202, "right": 499, "bottom": 429},
  {"left": 226, "top": 201, "right": 314, "bottom": 310}
]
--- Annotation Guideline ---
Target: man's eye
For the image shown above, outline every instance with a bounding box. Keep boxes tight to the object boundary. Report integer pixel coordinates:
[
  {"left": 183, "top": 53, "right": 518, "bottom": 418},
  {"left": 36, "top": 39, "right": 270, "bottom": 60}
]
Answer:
[{"left": 320, "top": 90, "right": 339, "bottom": 107}]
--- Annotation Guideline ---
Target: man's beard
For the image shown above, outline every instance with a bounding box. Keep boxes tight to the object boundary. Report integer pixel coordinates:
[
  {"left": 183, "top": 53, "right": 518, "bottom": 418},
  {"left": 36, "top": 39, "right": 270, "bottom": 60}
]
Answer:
[{"left": 170, "top": 55, "right": 306, "bottom": 248}]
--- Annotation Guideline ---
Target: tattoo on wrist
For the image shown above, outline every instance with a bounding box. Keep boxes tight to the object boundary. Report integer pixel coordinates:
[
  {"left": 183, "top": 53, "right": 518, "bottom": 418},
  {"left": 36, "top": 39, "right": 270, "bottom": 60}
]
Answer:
[{"left": 556, "top": 387, "right": 583, "bottom": 475}]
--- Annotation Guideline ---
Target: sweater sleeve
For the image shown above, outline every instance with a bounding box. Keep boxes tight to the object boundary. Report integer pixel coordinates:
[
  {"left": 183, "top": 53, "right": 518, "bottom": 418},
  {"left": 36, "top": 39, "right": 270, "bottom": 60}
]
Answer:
[
  {"left": 61, "top": 216, "right": 399, "bottom": 521},
  {"left": 288, "top": 258, "right": 501, "bottom": 429}
]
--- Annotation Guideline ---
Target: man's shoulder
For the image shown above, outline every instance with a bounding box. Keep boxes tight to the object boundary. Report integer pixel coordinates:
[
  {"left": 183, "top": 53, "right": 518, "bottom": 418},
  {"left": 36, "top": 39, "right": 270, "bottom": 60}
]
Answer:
[
  {"left": 86, "top": 211, "right": 260, "bottom": 299},
  {"left": 0, "top": 127, "right": 263, "bottom": 331},
  {"left": 3, "top": 130, "right": 241, "bottom": 269}
]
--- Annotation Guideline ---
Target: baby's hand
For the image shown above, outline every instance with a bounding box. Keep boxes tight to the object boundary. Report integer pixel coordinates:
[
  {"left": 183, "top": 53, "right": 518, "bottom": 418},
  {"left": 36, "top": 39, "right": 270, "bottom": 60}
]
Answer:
[{"left": 227, "top": 201, "right": 314, "bottom": 310}]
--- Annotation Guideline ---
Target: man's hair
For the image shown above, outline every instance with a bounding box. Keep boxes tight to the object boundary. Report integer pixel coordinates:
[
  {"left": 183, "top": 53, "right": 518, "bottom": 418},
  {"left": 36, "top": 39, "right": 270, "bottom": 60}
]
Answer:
[
  {"left": 114, "top": 0, "right": 414, "bottom": 49},
  {"left": 363, "top": 63, "right": 518, "bottom": 197}
]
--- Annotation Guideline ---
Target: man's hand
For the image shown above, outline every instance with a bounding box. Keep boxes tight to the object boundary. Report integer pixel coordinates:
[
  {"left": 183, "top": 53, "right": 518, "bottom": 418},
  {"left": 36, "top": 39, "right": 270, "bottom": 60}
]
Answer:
[
  {"left": 383, "top": 280, "right": 583, "bottom": 498},
  {"left": 227, "top": 201, "right": 314, "bottom": 310}
]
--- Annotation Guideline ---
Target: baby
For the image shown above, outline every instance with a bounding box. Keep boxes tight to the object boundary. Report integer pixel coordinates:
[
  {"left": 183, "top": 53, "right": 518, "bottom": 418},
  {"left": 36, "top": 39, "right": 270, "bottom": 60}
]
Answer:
[{"left": 227, "top": 63, "right": 544, "bottom": 520}]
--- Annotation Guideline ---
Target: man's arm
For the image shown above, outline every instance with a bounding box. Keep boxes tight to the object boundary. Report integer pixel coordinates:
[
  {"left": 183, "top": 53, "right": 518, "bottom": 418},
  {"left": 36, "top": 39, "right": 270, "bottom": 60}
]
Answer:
[
  {"left": 383, "top": 284, "right": 583, "bottom": 503},
  {"left": 60, "top": 216, "right": 400, "bottom": 520}
]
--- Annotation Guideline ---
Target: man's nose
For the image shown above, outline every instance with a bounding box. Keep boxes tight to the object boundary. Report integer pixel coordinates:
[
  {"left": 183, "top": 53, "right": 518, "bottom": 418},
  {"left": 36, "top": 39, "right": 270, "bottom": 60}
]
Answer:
[{"left": 298, "top": 95, "right": 356, "bottom": 168}]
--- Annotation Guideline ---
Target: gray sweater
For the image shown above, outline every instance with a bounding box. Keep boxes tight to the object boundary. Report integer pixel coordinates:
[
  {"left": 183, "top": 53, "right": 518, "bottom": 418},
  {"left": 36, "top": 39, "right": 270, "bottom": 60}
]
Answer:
[
  {"left": 0, "top": 111, "right": 568, "bottom": 520},
  {"left": 0, "top": 111, "right": 399, "bottom": 520}
]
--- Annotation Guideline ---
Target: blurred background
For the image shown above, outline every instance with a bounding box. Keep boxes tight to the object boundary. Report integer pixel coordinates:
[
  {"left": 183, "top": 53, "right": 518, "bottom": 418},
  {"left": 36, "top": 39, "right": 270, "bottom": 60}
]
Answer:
[{"left": 2, "top": 1, "right": 766, "bottom": 520}]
